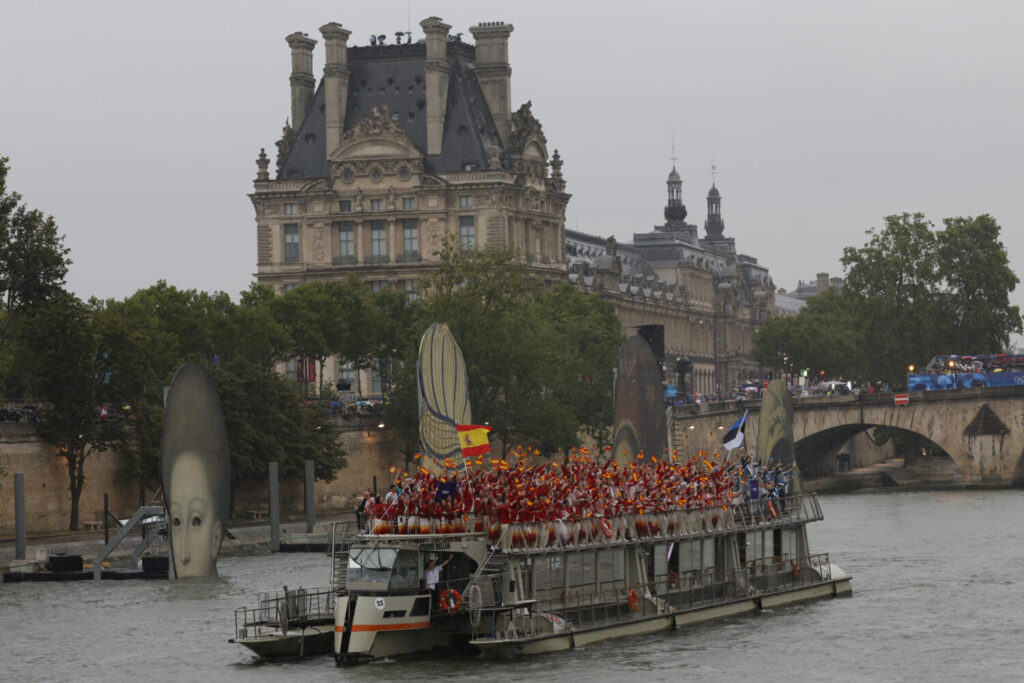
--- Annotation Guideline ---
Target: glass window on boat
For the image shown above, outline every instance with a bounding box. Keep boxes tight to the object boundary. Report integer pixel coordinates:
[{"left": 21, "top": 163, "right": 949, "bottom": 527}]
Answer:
[
  {"left": 677, "top": 539, "right": 700, "bottom": 575},
  {"left": 597, "top": 548, "right": 620, "bottom": 596},
  {"left": 653, "top": 543, "right": 669, "bottom": 587},
  {"left": 347, "top": 547, "right": 420, "bottom": 590},
  {"left": 701, "top": 537, "right": 716, "bottom": 571}
]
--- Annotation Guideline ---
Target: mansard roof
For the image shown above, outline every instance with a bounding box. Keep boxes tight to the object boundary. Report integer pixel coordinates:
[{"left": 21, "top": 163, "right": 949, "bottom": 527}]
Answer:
[{"left": 277, "top": 41, "right": 500, "bottom": 180}]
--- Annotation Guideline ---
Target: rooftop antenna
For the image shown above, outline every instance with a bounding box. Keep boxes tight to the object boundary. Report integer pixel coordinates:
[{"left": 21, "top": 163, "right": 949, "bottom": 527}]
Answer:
[{"left": 670, "top": 135, "right": 678, "bottom": 169}]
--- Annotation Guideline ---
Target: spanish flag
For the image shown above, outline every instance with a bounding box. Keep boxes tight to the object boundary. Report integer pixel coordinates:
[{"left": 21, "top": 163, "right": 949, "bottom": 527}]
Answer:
[{"left": 457, "top": 424, "right": 492, "bottom": 457}]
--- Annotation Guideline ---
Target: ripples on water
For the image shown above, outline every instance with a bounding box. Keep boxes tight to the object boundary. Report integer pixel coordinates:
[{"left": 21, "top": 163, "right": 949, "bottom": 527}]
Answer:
[{"left": 3, "top": 491, "right": 1023, "bottom": 682}]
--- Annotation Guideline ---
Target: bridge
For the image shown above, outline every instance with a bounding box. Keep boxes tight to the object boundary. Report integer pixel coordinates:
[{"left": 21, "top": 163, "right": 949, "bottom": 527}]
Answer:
[{"left": 669, "top": 386, "right": 1024, "bottom": 488}]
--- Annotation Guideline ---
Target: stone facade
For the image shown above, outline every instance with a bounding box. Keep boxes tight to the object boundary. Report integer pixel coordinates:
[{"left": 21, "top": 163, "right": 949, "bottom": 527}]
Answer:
[
  {"left": 252, "top": 18, "right": 568, "bottom": 388},
  {"left": 566, "top": 171, "right": 774, "bottom": 396},
  {"left": 252, "top": 18, "right": 774, "bottom": 398}
]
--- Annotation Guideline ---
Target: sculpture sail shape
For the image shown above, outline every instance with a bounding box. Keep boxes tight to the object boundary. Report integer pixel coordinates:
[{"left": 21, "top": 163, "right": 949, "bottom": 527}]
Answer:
[
  {"left": 756, "top": 378, "right": 801, "bottom": 492},
  {"left": 160, "top": 363, "right": 231, "bottom": 578},
  {"left": 611, "top": 336, "right": 667, "bottom": 465},
  {"left": 417, "top": 323, "right": 472, "bottom": 471}
]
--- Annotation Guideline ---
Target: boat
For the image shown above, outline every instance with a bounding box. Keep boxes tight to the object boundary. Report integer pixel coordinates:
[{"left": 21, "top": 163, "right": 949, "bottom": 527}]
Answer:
[
  {"left": 229, "top": 521, "right": 358, "bottom": 658},
  {"left": 331, "top": 489, "right": 850, "bottom": 663},
  {"left": 329, "top": 326, "right": 850, "bottom": 663},
  {"left": 230, "top": 585, "right": 338, "bottom": 658}
]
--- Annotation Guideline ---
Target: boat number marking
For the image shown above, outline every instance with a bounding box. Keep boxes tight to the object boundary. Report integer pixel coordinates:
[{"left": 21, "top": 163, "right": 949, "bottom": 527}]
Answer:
[{"left": 374, "top": 597, "right": 386, "bottom": 610}]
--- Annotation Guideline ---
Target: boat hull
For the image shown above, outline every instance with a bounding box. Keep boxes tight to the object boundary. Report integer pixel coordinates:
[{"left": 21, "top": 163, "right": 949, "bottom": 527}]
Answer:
[
  {"left": 231, "top": 624, "right": 334, "bottom": 658},
  {"left": 470, "top": 576, "right": 852, "bottom": 656}
]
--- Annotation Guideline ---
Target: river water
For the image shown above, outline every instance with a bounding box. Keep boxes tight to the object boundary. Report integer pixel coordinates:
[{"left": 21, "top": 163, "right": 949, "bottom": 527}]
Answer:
[{"left": 2, "top": 490, "right": 1022, "bottom": 682}]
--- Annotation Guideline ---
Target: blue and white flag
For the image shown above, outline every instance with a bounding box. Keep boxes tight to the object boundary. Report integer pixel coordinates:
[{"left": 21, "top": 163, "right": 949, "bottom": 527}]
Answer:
[{"left": 723, "top": 410, "right": 748, "bottom": 451}]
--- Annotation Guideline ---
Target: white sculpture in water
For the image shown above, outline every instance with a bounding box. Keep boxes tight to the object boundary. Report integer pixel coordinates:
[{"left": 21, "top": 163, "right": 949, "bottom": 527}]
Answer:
[{"left": 161, "top": 363, "right": 231, "bottom": 578}]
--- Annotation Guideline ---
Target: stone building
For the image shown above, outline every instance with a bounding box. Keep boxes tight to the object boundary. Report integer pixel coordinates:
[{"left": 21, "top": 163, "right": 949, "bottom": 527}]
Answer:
[
  {"left": 250, "top": 17, "right": 774, "bottom": 397},
  {"left": 251, "top": 18, "right": 568, "bottom": 389},
  {"left": 566, "top": 168, "right": 774, "bottom": 396}
]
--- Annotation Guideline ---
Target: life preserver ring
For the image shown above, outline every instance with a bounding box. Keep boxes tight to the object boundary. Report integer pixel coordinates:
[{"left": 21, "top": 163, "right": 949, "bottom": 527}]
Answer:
[
  {"left": 601, "top": 518, "right": 614, "bottom": 538},
  {"left": 439, "top": 588, "right": 462, "bottom": 612},
  {"left": 627, "top": 588, "right": 639, "bottom": 611},
  {"left": 792, "top": 560, "right": 799, "bottom": 580},
  {"left": 767, "top": 501, "right": 778, "bottom": 520}
]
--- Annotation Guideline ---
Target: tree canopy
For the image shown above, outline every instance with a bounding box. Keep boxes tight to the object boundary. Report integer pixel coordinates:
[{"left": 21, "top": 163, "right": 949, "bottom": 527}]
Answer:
[{"left": 754, "top": 212, "right": 1021, "bottom": 387}]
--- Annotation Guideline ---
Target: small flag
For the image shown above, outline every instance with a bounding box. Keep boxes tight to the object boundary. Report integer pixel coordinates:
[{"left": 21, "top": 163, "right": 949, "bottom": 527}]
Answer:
[
  {"left": 457, "top": 424, "right": 492, "bottom": 457},
  {"left": 723, "top": 410, "right": 748, "bottom": 450}
]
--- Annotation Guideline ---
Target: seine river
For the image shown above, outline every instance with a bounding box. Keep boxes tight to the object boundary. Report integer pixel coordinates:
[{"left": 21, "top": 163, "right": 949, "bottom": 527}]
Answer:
[{"left": 3, "top": 490, "right": 1023, "bottom": 682}]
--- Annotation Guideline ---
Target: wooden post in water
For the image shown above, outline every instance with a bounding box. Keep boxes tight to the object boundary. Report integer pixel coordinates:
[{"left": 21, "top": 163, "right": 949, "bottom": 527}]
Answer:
[
  {"left": 14, "top": 473, "right": 26, "bottom": 560},
  {"left": 269, "top": 461, "right": 280, "bottom": 552},
  {"left": 304, "top": 459, "right": 315, "bottom": 533}
]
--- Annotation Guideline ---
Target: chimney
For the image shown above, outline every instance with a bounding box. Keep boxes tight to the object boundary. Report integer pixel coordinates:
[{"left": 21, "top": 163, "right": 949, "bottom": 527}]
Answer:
[
  {"left": 286, "top": 32, "right": 318, "bottom": 132},
  {"left": 320, "top": 23, "right": 351, "bottom": 155},
  {"left": 469, "top": 22, "right": 514, "bottom": 147},
  {"left": 420, "top": 17, "right": 451, "bottom": 155},
  {"left": 816, "top": 272, "right": 829, "bottom": 293}
]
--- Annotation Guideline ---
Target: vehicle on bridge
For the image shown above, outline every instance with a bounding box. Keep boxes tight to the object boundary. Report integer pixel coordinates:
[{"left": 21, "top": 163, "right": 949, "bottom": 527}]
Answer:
[{"left": 908, "top": 354, "right": 1024, "bottom": 391}]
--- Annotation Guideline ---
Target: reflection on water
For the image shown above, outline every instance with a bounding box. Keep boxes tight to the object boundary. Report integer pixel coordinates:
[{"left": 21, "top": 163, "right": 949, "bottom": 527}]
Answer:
[{"left": 4, "top": 491, "right": 1024, "bottom": 682}]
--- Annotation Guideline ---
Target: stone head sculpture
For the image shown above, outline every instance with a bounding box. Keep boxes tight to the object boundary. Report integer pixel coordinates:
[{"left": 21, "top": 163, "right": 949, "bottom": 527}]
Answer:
[{"left": 161, "top": 363, "right": 230, "bottom": 578}]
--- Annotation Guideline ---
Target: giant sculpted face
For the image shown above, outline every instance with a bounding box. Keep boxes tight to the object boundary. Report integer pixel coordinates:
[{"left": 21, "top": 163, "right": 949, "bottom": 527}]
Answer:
[{"left": 161, "top": 363, "right": 230, "bottom": 578}]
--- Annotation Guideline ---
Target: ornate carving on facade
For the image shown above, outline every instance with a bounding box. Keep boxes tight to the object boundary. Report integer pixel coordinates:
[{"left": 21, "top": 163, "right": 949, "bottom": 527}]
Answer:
[
  {"left": 342, "top": 104, "right": 405, "bottom": 142},
  {"left": 487, "top": 144, "right": 502, "bottom": 170},
  {"left": 510, "top": 101, "right": 546, "bottom": 149},
  {"left": 256, "top": 148, "right": 270, "bottom": 181},
  {"left": 275, "top": 121, "right": 296, "bottom": 173},
  {"left": 314, "top": 226, "right": 327, "bottom": 261},
  {"left": 257, "top": 225, "right": 272, "bottom": 264}
]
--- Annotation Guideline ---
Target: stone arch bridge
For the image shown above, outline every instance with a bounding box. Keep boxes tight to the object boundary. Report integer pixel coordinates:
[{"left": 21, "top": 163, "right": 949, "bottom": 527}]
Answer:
[{"left": 669, "top": 386, "right": 1024, "bottom": 487}]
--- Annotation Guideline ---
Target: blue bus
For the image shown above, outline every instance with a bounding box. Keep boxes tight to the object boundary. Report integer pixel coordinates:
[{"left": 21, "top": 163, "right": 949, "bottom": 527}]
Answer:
[{"left": 907, "top": 354, "right": 1024, "bottom": 391}]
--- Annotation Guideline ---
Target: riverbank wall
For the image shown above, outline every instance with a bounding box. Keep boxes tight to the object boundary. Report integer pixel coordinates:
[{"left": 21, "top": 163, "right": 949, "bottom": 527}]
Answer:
[{"left": 0, "top": 420, "right": 405, "bottom": 536}]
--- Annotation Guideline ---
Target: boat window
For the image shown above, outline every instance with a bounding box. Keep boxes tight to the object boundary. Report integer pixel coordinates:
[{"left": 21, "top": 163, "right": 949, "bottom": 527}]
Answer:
[
  {"left": 388, "top": 549, "right": 420, "bottom": 591},
  {"left": 348, "top": 547, "right": 398, "bottom": 586}
]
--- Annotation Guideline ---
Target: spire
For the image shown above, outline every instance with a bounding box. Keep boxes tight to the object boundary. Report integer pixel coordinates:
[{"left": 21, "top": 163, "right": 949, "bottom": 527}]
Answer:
[
  {"left": 705, "top": 160, "right": 725, "bottom": 240},
  {"left": 664, "top": 149, "right": 686, "bottom": 225}
]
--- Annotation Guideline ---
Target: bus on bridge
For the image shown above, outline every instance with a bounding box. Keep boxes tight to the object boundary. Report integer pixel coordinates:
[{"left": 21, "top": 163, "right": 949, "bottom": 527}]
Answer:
[{"left": 908, "top": 354, "right": 1024, "bottom": 391}]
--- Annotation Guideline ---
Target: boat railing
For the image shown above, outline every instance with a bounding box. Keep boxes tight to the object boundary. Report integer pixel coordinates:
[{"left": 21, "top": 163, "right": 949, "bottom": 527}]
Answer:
[
  {"left": 468, "top": 551, "right": 835, "bottom": 640},
  {"left": 233, "top": 586, "right": 336, "bottom": 640}
]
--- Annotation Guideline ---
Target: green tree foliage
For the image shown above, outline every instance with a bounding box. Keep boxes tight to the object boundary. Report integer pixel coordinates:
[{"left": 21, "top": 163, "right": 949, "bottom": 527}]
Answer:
[
  {"left": 271, "top": 277, "right": 378, "bottom": 395},
  {"left": 755, "top": 212, "right": 1021, "bottom": 388},
  {"left": 0, "top": 157, "right": 72, "bottom": 396},
  {"left": 0, "top": 157, "right": 71, "bottom": 322},
  {"left": 935, "top": 215, "right": 1021, "bottom": 352},
  {"left": 404, "top": 234, "right": 624, "bottom": 456},
  {"left": 14, "top": 293, "right": 122, "bottom": 529}
]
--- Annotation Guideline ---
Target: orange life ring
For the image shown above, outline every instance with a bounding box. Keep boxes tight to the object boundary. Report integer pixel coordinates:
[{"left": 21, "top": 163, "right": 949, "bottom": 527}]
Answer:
[
  {"left": 627, "top": 588, "right": 639, "bottom": 611},
  {"left": 791, "top": 560, "right": 799, "bottom": 580},
  {"left": 767, "top": 501, "right": 778, "bottom": 520},
  {"left": 439, "top": 588, "right": 462, "bottom": 612},
  {"left": 601, "top": 518, "right": 614, "bottom": 538}
]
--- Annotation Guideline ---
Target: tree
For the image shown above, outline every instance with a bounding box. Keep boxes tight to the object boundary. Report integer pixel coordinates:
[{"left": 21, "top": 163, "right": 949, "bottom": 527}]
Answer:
[
  {"left": 271, "top": 277, "right": 378, "bottom": 395},
  {"left": 935, "top": 215, "right": 1021, "bottom": 352},
  {"left": 14, "top": 293, "right": 121, "bottom": 529},
  {"left": 841, "top": 213, "right": 941, "bottom": 385},
  {"left": 213, "top": 358, "right": 344, "bottom": 507},
  {"left": 407, "top": 234, "right": 624, "bottom": 456},
  {"left": 0, "top": 157, "right": 72, "bottom": 323}
]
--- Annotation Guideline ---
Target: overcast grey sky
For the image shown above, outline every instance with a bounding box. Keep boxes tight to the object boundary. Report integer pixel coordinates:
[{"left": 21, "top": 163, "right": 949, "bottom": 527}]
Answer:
[{"left": 3, "top": 1, "right": 1022, "bottom": 344}]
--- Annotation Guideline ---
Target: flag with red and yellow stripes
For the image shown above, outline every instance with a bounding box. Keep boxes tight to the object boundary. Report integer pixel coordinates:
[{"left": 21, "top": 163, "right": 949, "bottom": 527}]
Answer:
[{"left": 456, "top": 424, "right": 492, "bottom": 458}]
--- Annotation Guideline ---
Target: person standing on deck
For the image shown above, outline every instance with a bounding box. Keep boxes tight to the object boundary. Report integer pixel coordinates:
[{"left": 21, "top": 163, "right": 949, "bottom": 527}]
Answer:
[{"left": 425, "top": 555, "right": 454, "bottom": 603}]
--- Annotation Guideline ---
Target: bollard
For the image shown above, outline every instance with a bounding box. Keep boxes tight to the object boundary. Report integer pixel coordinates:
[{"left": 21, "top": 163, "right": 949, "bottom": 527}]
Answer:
[
  {"left": 269, "top": 461, "right": 280, "bottom": 552},
  {"left": 15, "top": 473, "right": 26, "bottom": 560},
  {"left": 304, "top": 460, "right": 315, "bottom": 533}
]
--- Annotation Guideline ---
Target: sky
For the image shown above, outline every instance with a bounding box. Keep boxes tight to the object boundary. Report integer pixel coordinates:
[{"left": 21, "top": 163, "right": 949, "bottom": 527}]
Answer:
[{"left": 3, "top": 1, "right": 1023, "bottom": 343}]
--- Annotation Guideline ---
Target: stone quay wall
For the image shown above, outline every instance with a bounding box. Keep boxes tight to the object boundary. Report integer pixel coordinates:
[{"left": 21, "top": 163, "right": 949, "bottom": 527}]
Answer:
[{"left": 0, "top": 420, "right": 406, "bottom": 536}]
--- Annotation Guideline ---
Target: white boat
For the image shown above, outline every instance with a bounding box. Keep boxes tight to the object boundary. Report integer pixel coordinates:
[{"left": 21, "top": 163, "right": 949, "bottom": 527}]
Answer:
[{"left": 331, "top": 493, "right": 851, "bottom": 664}]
